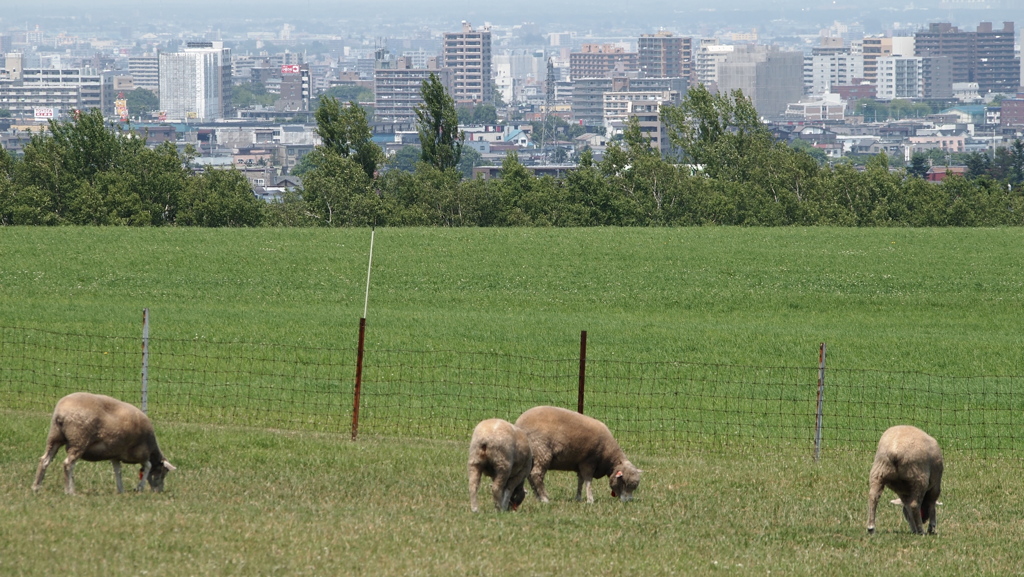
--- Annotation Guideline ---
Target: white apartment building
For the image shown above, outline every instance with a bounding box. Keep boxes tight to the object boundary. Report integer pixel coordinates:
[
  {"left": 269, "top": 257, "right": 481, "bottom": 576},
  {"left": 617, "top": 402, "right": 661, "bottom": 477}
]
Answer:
[
  {"left": 128, "top": 54, "right": 160, "bottom": 94},
  {"left": 442, "top": 21, "right": 492, "bottom": 105},
  {"left": 158, "top": 41, "right": 231, "bottom": 122},
  {"left": 876, "top": 56, "right": 923, "bottom": 100},
  {"left": 0, "top": 54, "right": 105, "bottom": 120},
  {"left": 805, "top": 52, "right": 863, "bottom": 96},
  {"left": 602, "top": 90, "right": 673, "bottom": 151},
  {"left": 695, "top": 40, "right": 734, "bottom": 86}
]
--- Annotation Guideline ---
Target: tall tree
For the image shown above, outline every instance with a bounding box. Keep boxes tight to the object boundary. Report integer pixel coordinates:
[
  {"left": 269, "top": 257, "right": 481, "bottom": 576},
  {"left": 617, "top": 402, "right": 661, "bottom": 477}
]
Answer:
[
  {"left": 124, "top": 88, "right": 159, "bottom": 119},
  {"left": 314, "top": 96, "right": 384, "bottom": 180},
  {"left": 415, "top": 73, "right": 463, "bottom": 171},
  {"left": 660, "top": 84, "right": 772, "bottom": 179}
]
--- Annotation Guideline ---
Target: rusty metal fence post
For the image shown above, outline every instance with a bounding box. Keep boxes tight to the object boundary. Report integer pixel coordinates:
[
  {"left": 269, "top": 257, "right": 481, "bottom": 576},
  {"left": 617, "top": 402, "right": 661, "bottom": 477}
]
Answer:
[
  {"left": 577, "top": 330, "right": 587, "bottom": 414},
  {"left": 814, "top": 342, "right": 826, "bottom": 461},
  {"left": 141, "top": 308, "right": 150, "bottom": 414},
  {"left": 352, "top": 317, "right": 366, "bottom": 441}
]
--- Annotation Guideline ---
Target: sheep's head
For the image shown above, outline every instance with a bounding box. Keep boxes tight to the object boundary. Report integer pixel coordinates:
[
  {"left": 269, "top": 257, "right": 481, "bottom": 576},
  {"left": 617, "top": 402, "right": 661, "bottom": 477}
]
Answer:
[
  {"left": 146, "top": 459, "right": 177, "bottom": 492},
  {"left": 509, "top": 482, "right": 527, "bottom": 511},
  {"left": 609, "top": 462, "right": 641, "bottom": 502}
]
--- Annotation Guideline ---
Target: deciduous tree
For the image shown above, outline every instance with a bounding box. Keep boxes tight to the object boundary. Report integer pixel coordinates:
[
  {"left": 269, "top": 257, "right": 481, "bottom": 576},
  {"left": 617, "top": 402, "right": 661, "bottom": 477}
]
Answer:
[{"left": 416, "top": 73, "right": 463, "bottom": 171}]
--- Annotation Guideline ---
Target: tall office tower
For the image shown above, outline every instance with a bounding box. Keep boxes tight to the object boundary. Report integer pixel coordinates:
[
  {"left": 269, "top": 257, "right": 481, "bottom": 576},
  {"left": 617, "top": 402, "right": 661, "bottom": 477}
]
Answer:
[
  {"left": 158, "top": 41, "right": 231, "bottom": 121},
  {"left": 915, "top": 22, "right": 1019, "bottom": 94},
  {"left": 638, "top": 31, "right": 692, "bottom": 80},
  {"left": 442, "top": 21, "right": 492, "bottom": 105}
]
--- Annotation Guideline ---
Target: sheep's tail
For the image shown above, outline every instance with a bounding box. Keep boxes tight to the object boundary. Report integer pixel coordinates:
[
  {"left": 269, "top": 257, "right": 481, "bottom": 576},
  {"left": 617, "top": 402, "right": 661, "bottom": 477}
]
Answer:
[{"left": 469, "top": 441, "right": 489, "bottom": 465}]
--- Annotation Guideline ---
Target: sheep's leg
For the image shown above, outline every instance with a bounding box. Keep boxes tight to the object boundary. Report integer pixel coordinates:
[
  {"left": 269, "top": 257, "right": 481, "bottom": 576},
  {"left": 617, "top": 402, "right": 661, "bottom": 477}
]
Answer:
[
  {"left": 866, "top": 478, "right": 884, "bottom": 534},
  {"left": 920, "top": 499, "right": 937, "bottom": 535},
  {"left": 527, "top": 461, "right": 550, "bottom": 503},
  {"left": 576, "top": 465, "right": 595, "bottom": 503},
  {"left": 32, "top": 440, "right": 63, "bottom": 493},
  {"left": 492, "top": 471, "right": 512, "bottom": 511},
  {"left": 62, "top": 447, "right": 84, "bottom": 495},
  {"left": 112, "top": 460, "right": 124, "bottom": 494},
  {"left": 923, "top": 487, "right": 940, "bottom": 534},
  {"left": 136, "top": 461, "right": 152, "bottom": 492},
  {"left": 902, "top": 496, "right": 924, "bottom": 535},
  {"left": 468, "top": 465, "right": 482, "bottom": 513}
]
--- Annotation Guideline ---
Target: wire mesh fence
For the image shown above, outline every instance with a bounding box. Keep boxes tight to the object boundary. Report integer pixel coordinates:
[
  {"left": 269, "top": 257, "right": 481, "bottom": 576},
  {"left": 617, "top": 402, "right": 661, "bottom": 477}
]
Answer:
[{"left": 2, "top": 324, "right": 1023, "bottom": 459}]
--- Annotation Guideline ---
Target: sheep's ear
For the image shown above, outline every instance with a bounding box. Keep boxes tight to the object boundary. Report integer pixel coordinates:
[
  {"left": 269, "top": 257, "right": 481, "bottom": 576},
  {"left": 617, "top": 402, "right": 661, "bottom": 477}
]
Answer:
[
  {"left": 162, "top": 460, "right": 177, "bottom": 471},
  {"left": 614, "top": 471, "right": 623, "bottom": 478}
]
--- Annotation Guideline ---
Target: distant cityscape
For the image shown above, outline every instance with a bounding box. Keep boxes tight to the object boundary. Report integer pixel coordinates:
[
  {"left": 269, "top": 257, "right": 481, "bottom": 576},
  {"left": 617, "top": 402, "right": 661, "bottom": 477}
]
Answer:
[{"left": 1, "top": 6, "right": 1023, "bottom": 192}]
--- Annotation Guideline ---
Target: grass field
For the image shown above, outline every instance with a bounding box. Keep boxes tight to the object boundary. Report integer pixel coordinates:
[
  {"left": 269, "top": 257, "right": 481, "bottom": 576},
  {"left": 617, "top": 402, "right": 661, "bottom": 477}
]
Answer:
[{"left": 2, "top": 226, "right": 1024, "bottom": 575}]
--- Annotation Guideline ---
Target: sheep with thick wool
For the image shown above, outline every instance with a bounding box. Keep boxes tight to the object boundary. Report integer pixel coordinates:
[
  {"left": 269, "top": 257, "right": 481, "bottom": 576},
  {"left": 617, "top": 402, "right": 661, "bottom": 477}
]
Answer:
[
  {"left": 514, "top": 405, "right": 641, "bottom": 503},
  {"left": 467, "top": 418, "right": 533, "bottom": 512},
  {"left": 867, "top": 425, "right": 943, "bottom": 535},
  {"left": 32, "top": 392, "right": 176, "bottom": 495}
]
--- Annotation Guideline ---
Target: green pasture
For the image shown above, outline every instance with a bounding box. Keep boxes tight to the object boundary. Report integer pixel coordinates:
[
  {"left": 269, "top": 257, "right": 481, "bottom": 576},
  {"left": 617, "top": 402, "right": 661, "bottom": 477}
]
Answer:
[
  {"left": 2, "top": 227, "right": 1023, "bottom": 449},
  {"left": 3, "top": 412, "right": 1024, "bottom": 576},
  {"left": 2, "top": 227, "right": 1024, "bottom": 575},
  {"left": 1, "top": 226, "right": 1022, "bottom": 372}
]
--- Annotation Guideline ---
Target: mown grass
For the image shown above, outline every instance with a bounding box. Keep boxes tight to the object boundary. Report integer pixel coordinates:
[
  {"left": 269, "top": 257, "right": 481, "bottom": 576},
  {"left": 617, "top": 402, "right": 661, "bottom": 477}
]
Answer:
[
  {"left": 3, "top": 411, "right": 1023, "bottom": 577},
  {"left": 2, "top": 227, "right": 1024, "bottom": 575}
]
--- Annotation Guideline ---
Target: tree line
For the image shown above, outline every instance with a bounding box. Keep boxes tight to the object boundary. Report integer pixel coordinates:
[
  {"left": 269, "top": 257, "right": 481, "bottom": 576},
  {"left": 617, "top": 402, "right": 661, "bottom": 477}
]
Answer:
[{"left": 3, "top": 81, "right": 1024, "bottom": 227}]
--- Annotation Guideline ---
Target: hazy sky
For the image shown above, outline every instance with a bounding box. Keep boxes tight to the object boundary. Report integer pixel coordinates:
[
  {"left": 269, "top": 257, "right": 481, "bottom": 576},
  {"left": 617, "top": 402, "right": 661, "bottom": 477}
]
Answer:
[{"left": 3, "top": 1, "right": 1024, "bottom": 34}]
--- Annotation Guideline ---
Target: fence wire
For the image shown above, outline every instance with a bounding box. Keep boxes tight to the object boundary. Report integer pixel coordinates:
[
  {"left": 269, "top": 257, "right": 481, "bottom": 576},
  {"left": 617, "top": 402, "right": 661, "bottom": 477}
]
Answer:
[{"left": 2, "top": 325, "right": 1023, "bottom": 459}]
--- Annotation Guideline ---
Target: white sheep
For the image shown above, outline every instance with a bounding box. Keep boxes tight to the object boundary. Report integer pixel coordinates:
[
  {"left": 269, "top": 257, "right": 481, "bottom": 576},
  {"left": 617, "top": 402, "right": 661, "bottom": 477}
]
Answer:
[
  {"left": 32, "top": 392, "right": 176, "bottom": 495},
  {"left": 514, "top": 405, "right": 641, "bottom": 503},
  {"left": 867, "top": 425, "right": 943, "bottom": 535},
  {"left": 468, "top": 418, "right": 533, "bottom": 512}
]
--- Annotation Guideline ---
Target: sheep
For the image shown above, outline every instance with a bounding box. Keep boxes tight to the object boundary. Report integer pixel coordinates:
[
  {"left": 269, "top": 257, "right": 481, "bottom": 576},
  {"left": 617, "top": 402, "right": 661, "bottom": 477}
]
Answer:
[
  {"left": 32, "top": 392, "right": 176, "bottom": 495},
  {"left": 467, "top": 418, "right": 533, "bottom": 512},
  {"left": 514, "top": 405, "right": 641, "bottom": 504},
  {"left": 867, "top": 425, "right": 943, "bottom": 535}
]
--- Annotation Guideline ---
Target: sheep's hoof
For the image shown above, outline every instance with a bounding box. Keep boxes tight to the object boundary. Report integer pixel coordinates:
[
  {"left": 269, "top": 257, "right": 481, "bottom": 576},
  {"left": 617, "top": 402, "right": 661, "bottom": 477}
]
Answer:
[{"left": 867, "top": 527, "right": 875, "bottom": 535}]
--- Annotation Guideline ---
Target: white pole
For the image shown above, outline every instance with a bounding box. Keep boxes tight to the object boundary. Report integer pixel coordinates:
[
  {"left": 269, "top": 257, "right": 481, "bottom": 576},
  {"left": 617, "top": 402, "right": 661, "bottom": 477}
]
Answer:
[{"left": 363, "top": 227, "right": 375, "bottom": 319}]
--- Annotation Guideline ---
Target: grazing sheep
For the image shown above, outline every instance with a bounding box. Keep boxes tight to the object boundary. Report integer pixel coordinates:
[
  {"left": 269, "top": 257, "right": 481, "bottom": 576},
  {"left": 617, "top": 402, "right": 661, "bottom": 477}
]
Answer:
[
  {"left": 867, "top": 425, "right": 943, "bottom": 535},
  {"left": 514, "top": 406, "right": 641, "bottom": 504},
  {"left": 468, "top": 418, "right": 533, "bottom": 512},
  {"left": 32, "top": 392, "right": 176, "bottom": 495}
]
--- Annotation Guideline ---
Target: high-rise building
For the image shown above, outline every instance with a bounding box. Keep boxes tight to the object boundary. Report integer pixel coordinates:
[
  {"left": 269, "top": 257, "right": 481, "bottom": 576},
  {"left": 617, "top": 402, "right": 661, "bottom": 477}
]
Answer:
[
  {"left": 876, "top": 57, "right": 923, "bottom": 100},
  {"left": 442, "top": 21, "right": 492, "bottom": 105},
  {"left": 805, "top": 46, "right": 863, "bottom": 96},
  {"left": 638, "top": 31, "right": 692, "bottom": 81},
  {"left": 374, "top": 56, "right": 453, "bottom": 122},
  {"left": 277, "top": 64, "right": 311, "bottom": 112},
  {"left": 915, "top": 22, "right": 1019, "bottom": 94},
  {"left": 0, "top": 57, "right": 105, "bottom": 120},
  {"left": 128, "top": 54, "right": 159, "bottom": 94},
  {"left": 569, "top": 44, "right": 637, "bottom": 80},
  {"left": 694, "top": 39, "right": 734, "bottom": 87},
  {"left": 602, "top": 89, "right": 680, "bottom": 153},
  {"left": 861, "top": 36, "right": 893, "bottom": 85},
  {"left": 158, "top": 41, "right": 231, "bottom": 122},
  {"left": 716, "top": 45, "right": 805, "bottom": 118}
]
